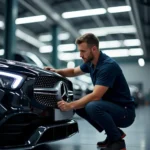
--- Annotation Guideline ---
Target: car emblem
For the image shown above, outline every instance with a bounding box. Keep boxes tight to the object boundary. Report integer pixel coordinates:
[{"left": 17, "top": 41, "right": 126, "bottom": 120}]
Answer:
[{"left": 60, "top": 82, "right": 68, "bottom": 101}]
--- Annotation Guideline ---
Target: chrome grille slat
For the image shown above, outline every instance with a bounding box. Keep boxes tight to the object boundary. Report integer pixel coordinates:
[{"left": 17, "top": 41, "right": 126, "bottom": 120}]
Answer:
[{"left": 34, "top": 92, "right": 57, "bottom": 95}]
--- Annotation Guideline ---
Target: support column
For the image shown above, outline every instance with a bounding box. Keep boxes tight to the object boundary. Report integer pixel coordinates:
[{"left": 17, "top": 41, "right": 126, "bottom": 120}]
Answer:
[
  {"left": 75, "top": 46, "right": 80, "bottom": 66},
  {"left": 51, "top": 24, "right": 60, "bottom": 68},
  {"left": 4, "top": 0, "right": 18, "bottom": 60}
]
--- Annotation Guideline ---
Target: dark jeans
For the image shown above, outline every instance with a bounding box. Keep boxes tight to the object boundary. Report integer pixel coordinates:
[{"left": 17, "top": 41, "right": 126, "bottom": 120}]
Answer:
[{"left": 75, "top": 100, "right": 135, "bottom": 141}]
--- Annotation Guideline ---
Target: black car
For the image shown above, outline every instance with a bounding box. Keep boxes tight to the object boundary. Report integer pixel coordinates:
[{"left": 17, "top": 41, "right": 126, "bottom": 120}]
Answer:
[{"left": 0, "top": 58, "right": 78, "bottom": 149}]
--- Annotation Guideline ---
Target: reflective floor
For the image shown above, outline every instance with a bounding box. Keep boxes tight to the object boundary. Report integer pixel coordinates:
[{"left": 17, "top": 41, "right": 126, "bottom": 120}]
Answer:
[{"left": 33, "top": 106, "right": 150, "bottom": 150}]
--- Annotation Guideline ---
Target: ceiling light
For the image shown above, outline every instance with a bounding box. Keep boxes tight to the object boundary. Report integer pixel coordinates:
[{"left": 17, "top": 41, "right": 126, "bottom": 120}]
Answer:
[
  {"left": 39, "top": 44, "right": 76, "bottom": 53},
  {"left": 123, "top": 39, "right": 141, "bottom": 46},
  {"left": 39, "top": 35, "right": 52, "bottom": 42},
  {"left": 100, "top": 41, "right": 122, "bottom": 49},
  {"left": 0, "top": 49, "right": 4, "bottom": 56},
  {"left": 0, "top": 21, "right": 4, "bottom": 29},
  {"left": 58, "top": 44, "right": 76, "bottom": 51},
  {"left": 39, "top": 38, "right": 142, "bottom": 54},
  {"left": 59, "top": 50, "right": 129, "bottom": 60},
  {"left": 39, "top": 32, "right": 70, "bottom": 42},
  {"left": 39, "top": 45, "right": 52, "bottom": 53},
  {"left": 79, "top": 25, "right": 136, "bottom": 36},
  {"left": 16, "top": 15, "right": 47, "bottom": 24},
  {"left": 16, "top": 29, "right": 45, "bottom": 48},
  {"left": 103, "top": 49, "right": 129, "bottom": 57},
  {"left": 108, "top": 6, "right": 131, "bottom": 13},
  {"left": 62, "top": 8, "right": 106, "bottom": 19},
  {"left": 138, "top": 58, "right": 145, "bottom": 67},
  {"left": 57, "top": 47, "right": 144, "bottom": 60},
  {"left": 58, "top": 52, "right": 80, "bottom": 60},
  {"left": 58, "top": 33, "right": 70, "bottom": 41},
  {"left": 129, "top": 48, "right": 144, "bottom": 56}
]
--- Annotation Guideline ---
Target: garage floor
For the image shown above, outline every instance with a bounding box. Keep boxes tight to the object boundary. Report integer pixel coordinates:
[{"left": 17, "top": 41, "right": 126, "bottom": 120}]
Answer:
[{"left": 33, "top": 106, "right": 150, "bottom": 150}]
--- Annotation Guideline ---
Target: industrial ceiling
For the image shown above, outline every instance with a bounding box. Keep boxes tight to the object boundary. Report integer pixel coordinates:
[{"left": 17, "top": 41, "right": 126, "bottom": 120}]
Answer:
[{"left": 0, "top": 0, "right": 149, "bottom": 63}]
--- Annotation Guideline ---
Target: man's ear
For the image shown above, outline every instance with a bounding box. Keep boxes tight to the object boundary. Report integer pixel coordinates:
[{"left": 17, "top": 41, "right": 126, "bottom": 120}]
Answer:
[{"left": 92, "top": 46, "right": 97, "bottom": 52}]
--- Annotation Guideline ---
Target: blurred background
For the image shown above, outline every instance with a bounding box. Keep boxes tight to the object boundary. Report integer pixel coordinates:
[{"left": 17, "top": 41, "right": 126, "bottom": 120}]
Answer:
[
  {"left": 0, "top": 0, "right": 149, "bottom": 107},
  {"left": 0, "top": 0, "right": 150, "bottom": 149}
]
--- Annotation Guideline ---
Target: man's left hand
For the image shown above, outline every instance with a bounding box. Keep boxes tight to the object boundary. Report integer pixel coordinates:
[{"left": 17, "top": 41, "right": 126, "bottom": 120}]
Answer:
[{"left": 57, "top": 100, "right": 72, "bottom": 111}]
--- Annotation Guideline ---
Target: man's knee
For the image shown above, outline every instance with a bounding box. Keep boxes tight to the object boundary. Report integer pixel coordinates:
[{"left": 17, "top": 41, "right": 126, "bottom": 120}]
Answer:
[{"left": 85, "top": 101, "right": 103, "bottom": 117}]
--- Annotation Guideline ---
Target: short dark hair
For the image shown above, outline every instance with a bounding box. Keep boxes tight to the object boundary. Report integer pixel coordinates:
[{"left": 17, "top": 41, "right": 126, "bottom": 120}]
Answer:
[{"left": 75, "top": 33, "right": 99, "bottom": 48}]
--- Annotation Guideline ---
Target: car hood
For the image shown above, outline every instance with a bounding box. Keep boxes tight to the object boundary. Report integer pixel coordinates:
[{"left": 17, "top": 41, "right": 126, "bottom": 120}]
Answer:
[{"left": 0, "top": 58, "right": 61, "bottom": 77}]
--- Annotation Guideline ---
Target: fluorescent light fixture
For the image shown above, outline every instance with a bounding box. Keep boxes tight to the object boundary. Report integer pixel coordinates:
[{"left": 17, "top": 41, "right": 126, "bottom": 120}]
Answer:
[
  {"left": 100, "top": 41, "right": 122, "bottom": 49},
  {"left": 0, "top": 21, "right": 4, "bottom": 29},
  {"left": 67, "top": 61, "right": 75, "bottom": 68},
  {"left": 79, "top": 25, "right": 136, "bottom": 36},
  {"left": 16, "top": 29, "right": 45, "bottom": 48},
  {"left": 39, "top": 45, "right": 52, "bottom": 53},
  {"left": 129, "top": 48, "right": 144, "bottom": 56},
  {"left": 58, "top": 33, "right": 70, "bottom": 41},
  {"left": 16, "top": 15, "right": 47, "bottom": 24},
  {"left": 60, "top": 49, "right": 129, "bottom": 60},
  {"left": 108, "top": 6, "right": 131, "bottom": 13},
  {"left": 0, "top": 71, "right": 24, "bottom": 89},
  {"left": 123, "top": 39, "right": 141, "bottom": 46},
  {"left": 103, "top": 48, "right": 143, "bottom": 57},
  {"left": 39, "top": 33, "right": 70, "bottom": 42},
  {"left": 138, "top": 58, "right": 145, "bottom": 67},
  {"left": 58, "top": 52, "right": 80, "bottom": 60},
  {"left": 39, "top": 38, "right": 141, "bottom": 52},
  {"left": 39, "top": 44, "right": 76, "bottom": 53},
  {"left": 103, "top": 49, "right": 129, "bottom": 57},
  {"left": 58, "top": 44, "right": 76, "bottom": 51},
  {"left": 39, "top": 35, "right": 52, "bottom": 42},
  {"left": 62, "top": 8, "right": 106, "bottom": 19},
  {"left": 99, "top": 39, "right": 141, "bottom": 49},
  {"left": 58, "top": 47, "right": 144, "bottom": 60},
  {"left": 0, "top": 49, "right": 4, "bottom": 56}
]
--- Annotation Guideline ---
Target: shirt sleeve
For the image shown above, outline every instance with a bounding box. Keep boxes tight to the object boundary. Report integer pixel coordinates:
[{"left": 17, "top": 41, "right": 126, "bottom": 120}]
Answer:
[
  {"left": 80, "top": 63, "right": 90, "bottom": 73},
  {"left": 95, "top": 64, "right": 117, "bottom": 88}
]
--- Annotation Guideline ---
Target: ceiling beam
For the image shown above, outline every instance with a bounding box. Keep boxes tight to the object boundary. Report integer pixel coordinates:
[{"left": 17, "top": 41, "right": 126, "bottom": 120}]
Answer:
[
  {"left": 19, "top": 0, "right": 52, "bottom": 30},
  {"left": 0, "top": 36, "right": 3, "bottom": 45},
  {"left": 80, "top": 0, "right": 113, "bottom": 41},
  {"left": 100, "top": 0, "right": 125, "bottom": 41},
  {"left": 0, "top": 15, "right": 45, "bottom": 49},
  {"left": 32, "top": 0, "right": 80, "bottom": 39},
  {"left": 126, "top": 0, "right": 147, "bottom": 56}
]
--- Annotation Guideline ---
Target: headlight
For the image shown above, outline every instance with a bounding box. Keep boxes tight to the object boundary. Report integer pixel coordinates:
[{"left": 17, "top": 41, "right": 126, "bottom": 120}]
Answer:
[{"left": 0, "top": 71, "right": 25, "bottom": 89}]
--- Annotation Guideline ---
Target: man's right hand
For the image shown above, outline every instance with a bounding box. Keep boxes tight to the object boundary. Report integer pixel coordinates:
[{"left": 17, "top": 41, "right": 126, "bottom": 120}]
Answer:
[{"left": 44, "top": 67, "right": 56, "bottom": 72}]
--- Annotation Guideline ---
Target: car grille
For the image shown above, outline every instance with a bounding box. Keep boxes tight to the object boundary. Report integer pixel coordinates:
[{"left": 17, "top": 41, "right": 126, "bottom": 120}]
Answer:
[
  {"left": 34, "top": 94, "right": 57, "bottom": 107},
  {"left": 34, "top": 76, "right": 72, "bottom": 89},
  {"left": 33, "top": 76, "right": 73, "bottom": 107}
]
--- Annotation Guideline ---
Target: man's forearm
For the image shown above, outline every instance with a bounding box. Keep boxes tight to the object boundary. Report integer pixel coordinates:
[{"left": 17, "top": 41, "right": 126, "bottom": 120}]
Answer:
[
  {"left": 70, "top": 93, "right": 101, "bottom": 109},
  {"left": 56, "top": 68, "right": 75, "bottom": 77}
]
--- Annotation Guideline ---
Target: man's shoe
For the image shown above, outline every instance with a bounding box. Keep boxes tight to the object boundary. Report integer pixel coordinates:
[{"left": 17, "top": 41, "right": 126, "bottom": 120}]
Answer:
[
  {"left": 97, "top": 129, "right": 126, "bottom": 148},
  {"left": 101, "top": 139, "right": 126, "bottom": 150}
]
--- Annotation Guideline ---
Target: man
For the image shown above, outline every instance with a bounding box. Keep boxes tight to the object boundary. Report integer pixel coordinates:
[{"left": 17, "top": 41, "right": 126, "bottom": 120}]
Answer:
[{"left": 45, "top": 33, "right": 135, "bottom": 150}]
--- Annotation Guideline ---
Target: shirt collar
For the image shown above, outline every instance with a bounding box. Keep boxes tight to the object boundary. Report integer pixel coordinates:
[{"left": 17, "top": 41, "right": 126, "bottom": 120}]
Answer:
[{"left": 90, "top": 51, "right": 103, "bottom": 69}]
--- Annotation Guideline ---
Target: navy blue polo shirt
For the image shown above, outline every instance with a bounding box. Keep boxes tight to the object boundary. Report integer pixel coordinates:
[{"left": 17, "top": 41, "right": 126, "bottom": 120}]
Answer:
[{"left": 80, "top": 51, "right": 134, "bottom": 106}]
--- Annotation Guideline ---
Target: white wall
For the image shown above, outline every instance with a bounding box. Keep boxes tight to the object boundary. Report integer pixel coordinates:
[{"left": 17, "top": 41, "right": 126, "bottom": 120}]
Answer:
[{"left": 119, "top": 62, "right": 150, "bottom": 94}]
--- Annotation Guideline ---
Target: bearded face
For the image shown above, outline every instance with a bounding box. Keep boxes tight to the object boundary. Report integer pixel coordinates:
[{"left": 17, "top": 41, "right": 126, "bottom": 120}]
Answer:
[
  {"left": 83, "top": 50, "right": 94, "bottom": 63},
  {"left": 78, "top": 42, "right": 95, "bottom": 63}
]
